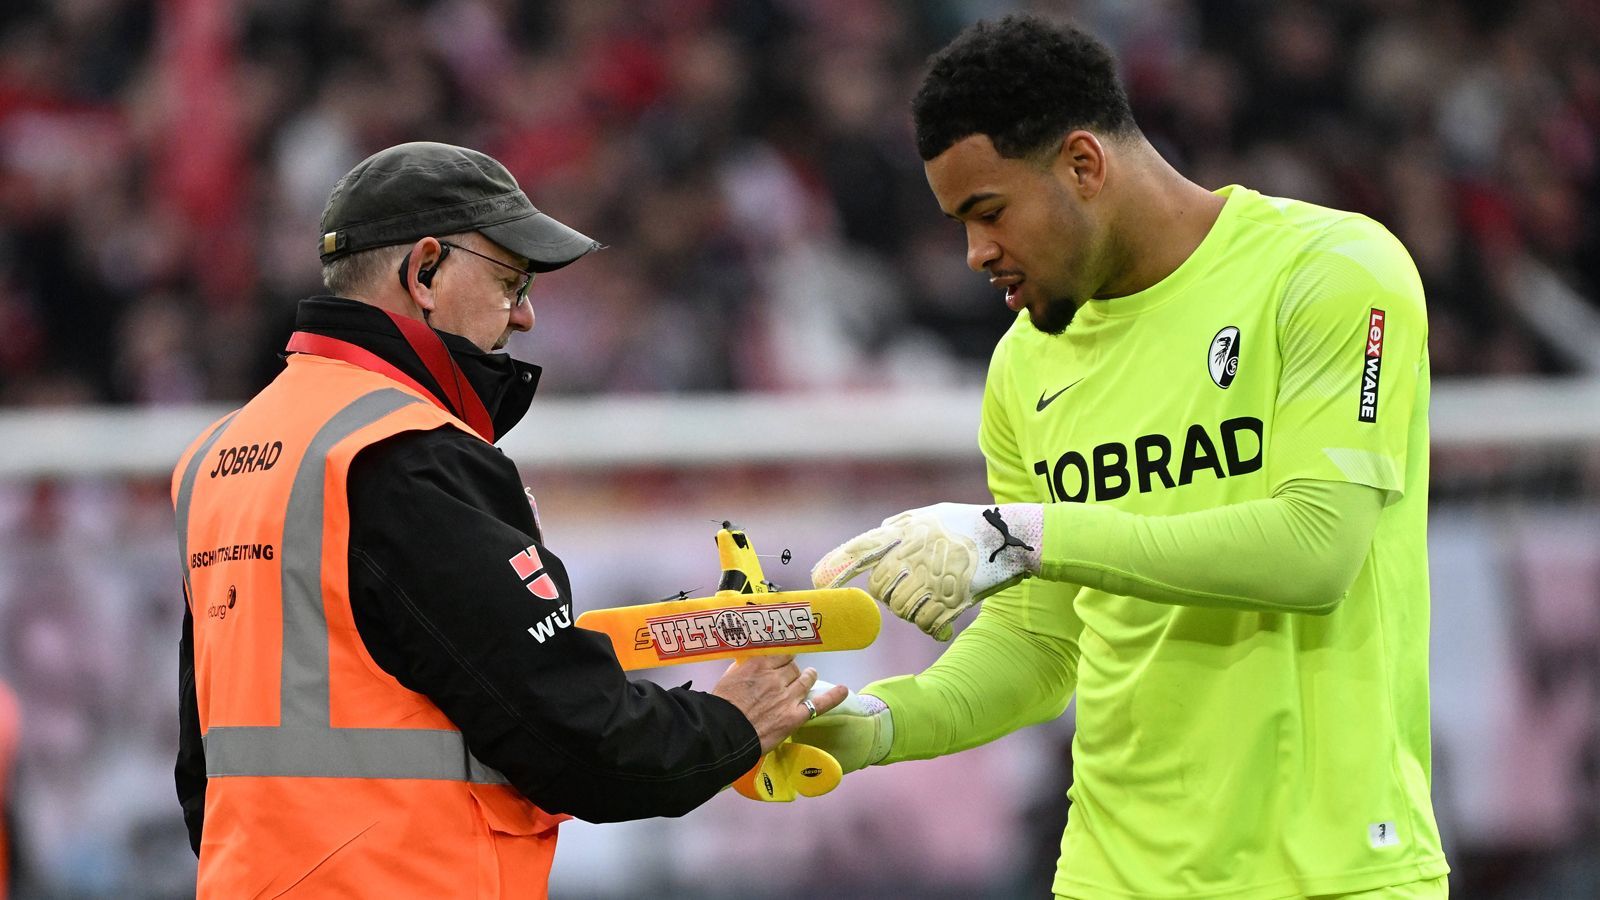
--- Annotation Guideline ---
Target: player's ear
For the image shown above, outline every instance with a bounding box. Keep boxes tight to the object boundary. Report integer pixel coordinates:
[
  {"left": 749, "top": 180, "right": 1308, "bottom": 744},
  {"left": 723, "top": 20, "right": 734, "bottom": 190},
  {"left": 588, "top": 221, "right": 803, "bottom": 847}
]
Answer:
[{"left": 1055, "top": 130, "right": 1107, "bottom": 199}]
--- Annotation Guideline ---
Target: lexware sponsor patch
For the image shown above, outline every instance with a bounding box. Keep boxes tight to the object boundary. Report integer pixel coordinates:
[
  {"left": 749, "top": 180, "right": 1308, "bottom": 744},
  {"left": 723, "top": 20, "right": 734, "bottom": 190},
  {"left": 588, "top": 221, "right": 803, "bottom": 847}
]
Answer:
[{"left": 1358, "top": 308, "right": 1385, "bottom": 423}]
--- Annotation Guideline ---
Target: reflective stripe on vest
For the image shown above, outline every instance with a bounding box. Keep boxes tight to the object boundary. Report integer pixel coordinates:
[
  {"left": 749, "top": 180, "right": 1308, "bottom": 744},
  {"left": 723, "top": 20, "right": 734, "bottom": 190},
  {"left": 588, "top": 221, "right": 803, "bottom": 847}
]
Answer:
[
  {"left": 179, "top": 388, "right": 509, "bottom": 785},
  {"left": 175, "top": 411, "right": 239, "bottom": 604}
]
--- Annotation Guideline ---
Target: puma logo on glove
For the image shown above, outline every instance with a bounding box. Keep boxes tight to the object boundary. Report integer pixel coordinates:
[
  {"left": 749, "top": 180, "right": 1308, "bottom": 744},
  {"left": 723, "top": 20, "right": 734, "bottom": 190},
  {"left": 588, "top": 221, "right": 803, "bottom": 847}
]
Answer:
[
  {"left": 981, "top": 507, "right": 1035, "bottom": 562},
  {"left": 813, "top": 502, "right": 1045, "bottom": 641}
]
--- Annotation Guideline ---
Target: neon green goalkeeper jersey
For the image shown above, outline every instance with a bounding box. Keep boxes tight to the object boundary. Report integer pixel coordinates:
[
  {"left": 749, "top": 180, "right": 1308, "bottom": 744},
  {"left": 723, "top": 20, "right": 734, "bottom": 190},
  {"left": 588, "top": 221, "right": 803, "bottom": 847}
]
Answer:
[{"left": 976, "top": 186, "right": 1443, "bottom": 897}]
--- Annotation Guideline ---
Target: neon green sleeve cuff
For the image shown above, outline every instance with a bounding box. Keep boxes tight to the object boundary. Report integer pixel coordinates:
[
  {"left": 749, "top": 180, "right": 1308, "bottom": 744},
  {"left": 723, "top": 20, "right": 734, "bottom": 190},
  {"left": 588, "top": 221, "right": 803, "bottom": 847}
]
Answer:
[
  {"left": 1039, "top": 478, "right": 1384, "bottom": 614},
  {"left": 864, "top": 601, "right": 1077, "bottom": 764}
]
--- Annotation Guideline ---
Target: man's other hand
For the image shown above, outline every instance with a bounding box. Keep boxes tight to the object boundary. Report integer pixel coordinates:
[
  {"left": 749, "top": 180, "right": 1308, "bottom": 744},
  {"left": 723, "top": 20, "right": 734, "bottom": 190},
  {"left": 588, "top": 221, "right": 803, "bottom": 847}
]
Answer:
[
  {"left": 812, "top": 502, "right": 1044, "bottom": 640},
  {"left": 711, "top": 655, "right": 848, "bottom": 754}
]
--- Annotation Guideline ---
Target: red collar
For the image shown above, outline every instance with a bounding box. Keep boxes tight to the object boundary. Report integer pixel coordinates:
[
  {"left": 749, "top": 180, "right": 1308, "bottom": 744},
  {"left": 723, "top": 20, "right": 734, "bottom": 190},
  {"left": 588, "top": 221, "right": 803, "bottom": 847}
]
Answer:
[{"left": 285, "top": 309, "right": 496, "bottom": 442}]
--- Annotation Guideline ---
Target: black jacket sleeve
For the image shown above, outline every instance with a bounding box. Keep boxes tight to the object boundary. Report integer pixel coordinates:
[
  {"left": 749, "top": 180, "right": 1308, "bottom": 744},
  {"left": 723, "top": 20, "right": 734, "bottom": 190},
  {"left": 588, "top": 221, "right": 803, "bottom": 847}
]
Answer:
[
  {"left": 345, "top": 427, "right": 760, "bottom": 823},
  {"left": 176, "top": 601, "right": 206, "bottom": 854}
]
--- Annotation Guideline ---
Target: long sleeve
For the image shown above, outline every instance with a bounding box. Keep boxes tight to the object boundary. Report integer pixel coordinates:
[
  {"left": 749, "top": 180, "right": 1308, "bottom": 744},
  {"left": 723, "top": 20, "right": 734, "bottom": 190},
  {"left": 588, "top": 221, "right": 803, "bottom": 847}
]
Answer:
[
  {"left": 1039, "top": 477, "right": 1384, "bottom": 614},
  {"left": 344, "top": 428, "right": 760, "bottom": 823},
  {"left": 864, "top": 583, "right": 1080, "bottom": 762},
  {"left": 858, "top": 341, "right": 1089, "bottom": 763}
]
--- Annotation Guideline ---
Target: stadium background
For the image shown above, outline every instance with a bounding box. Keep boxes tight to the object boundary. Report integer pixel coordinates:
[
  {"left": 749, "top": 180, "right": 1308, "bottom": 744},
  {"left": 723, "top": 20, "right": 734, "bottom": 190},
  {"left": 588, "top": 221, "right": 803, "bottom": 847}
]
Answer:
[{"left": 0, "top": 0, "right": 1597, "bottom": 896}]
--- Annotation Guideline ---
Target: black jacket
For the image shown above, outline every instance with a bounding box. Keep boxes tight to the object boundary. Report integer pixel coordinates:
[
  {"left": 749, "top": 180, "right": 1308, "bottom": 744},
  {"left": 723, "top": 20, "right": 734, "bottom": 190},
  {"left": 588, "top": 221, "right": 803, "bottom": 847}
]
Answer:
[{"left": 176, "top": 298, "right": 759, "bottom": 853}]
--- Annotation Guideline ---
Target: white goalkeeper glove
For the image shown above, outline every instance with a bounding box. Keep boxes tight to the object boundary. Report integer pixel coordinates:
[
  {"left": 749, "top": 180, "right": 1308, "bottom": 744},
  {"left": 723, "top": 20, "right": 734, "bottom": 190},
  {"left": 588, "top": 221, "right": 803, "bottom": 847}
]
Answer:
[
  {"left": 812, "top": 502, "right": 1043, "bottom": 640},
  {"left": 791, "top": 681, "right": 893, "bottom": 774}
]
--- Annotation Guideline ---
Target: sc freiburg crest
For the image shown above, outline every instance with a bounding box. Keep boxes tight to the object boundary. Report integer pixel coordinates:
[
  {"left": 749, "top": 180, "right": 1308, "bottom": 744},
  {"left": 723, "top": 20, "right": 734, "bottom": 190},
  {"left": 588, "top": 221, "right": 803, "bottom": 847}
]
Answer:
[{"left": 1209, "top": 326, "right": 1241, "bottom": 389}]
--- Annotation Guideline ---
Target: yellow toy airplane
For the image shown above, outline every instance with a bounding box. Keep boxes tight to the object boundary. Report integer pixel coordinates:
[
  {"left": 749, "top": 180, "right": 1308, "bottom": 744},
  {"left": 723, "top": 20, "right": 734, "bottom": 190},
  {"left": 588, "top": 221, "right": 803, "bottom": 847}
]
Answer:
[{"left": 576, "top": 523, "right": 880, "bottom": 802}]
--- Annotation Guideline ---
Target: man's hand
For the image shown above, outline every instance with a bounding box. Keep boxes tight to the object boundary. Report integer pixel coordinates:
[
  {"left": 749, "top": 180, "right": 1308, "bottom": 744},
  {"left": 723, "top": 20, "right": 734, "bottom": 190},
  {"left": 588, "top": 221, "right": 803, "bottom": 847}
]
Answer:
[
  {"left": 711, "top": 655, "right": 848, "bottom": 754},
  {"left": 791, "top": 681, "right": 893, "bottom": 774},
  {"left": 812, "top": 502, "right": 1044, "bottom": 640}
]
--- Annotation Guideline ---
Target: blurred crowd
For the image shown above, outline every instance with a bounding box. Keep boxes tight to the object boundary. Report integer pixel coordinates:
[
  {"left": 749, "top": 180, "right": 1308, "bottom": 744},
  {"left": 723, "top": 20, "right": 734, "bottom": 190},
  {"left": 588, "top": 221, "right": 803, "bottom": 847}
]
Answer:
[
  {"left": 2, "top": 4, "right": 1599, "bottom": 896},
  {"left": 0, "top": 0, "right": 1596, "bottom": 408}
]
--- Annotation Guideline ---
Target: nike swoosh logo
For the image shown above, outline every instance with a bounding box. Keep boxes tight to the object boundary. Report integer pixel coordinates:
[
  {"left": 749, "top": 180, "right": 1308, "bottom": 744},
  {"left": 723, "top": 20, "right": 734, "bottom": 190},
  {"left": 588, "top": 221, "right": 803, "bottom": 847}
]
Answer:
[{"left": 1036, "top": 379, "right": 1084, "bottom": 412}]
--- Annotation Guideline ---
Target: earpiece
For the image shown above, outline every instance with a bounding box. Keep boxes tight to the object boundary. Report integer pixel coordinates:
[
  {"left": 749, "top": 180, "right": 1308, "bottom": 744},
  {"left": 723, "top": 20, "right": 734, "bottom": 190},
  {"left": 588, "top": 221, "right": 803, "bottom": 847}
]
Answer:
[
  {"left": 396, "top": 243, "right": 451, "bottom": 290},
  {"left": 425, "top": 243, "right": 452, "bottom": 285},
  {"left": 396, "top": 250, "right": 414, "bottom": 291}
]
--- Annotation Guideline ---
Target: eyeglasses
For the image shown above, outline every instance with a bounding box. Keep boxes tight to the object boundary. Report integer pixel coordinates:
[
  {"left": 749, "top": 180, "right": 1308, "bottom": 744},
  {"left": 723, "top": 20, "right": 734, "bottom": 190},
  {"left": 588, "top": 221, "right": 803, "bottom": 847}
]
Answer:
[{"left": 436, "top": 240, "right": 537, "bottom": 305}]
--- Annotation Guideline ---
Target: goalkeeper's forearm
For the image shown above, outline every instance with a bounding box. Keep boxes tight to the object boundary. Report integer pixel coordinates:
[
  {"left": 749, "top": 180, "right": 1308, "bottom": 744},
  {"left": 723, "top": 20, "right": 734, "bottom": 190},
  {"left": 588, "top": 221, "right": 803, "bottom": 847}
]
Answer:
[
  {"left": 863, "top": 600, "right": 1078, "bottom": 763},
  {"left": 1039, "top": 478, "right": 1384, "bottom": 615}
]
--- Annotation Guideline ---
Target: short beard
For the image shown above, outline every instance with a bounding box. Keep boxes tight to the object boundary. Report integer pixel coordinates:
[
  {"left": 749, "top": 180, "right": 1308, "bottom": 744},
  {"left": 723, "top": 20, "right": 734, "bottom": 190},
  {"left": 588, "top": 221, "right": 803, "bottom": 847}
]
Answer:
[{"left": 1029, "top": 295, "right": 1080, "bottom": 335}]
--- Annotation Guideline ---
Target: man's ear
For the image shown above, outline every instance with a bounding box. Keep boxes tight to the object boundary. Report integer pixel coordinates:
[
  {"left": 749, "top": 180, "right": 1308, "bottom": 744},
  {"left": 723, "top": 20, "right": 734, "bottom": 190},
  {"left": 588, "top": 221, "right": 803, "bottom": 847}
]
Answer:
[
  {"left": 399, "top": 237, "right": 445, "bottom": 314},
  {"left": 1054, "top": 130, "right": 1108, "bottom": 199}
]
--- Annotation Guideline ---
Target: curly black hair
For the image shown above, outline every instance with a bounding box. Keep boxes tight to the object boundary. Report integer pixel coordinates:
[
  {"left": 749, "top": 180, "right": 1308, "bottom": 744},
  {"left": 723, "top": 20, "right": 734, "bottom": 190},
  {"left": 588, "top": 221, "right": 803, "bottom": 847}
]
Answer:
[{"left": 912, "top": 15, "right": 1137, "bottom": 162}]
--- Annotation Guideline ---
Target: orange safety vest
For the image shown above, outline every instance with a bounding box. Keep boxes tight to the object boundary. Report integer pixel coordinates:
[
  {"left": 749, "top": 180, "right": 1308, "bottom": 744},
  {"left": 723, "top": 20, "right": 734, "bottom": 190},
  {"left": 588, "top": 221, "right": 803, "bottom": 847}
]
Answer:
[
  {"left": 0, "top": 680, "right": 17, "bottom": 900},
  {"left": 172, "top": 350, "right": 564, "bottom": 898}
]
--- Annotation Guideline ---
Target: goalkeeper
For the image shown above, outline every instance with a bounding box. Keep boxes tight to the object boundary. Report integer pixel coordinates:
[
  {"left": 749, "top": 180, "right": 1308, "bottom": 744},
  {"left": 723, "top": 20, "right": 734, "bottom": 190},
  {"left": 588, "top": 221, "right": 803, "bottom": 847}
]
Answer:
[{"left": 799, "top": 15, "right": 1449, "bottom": 900}]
